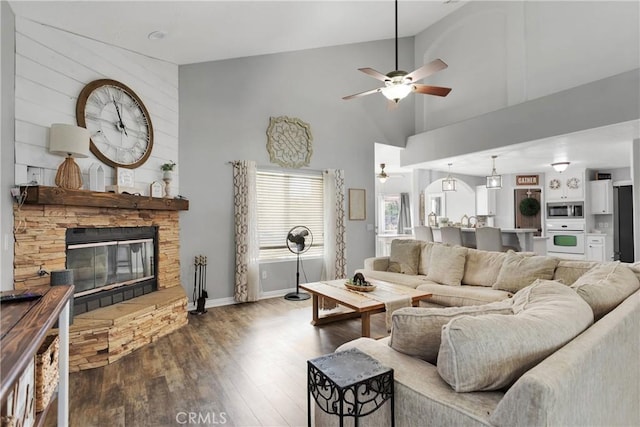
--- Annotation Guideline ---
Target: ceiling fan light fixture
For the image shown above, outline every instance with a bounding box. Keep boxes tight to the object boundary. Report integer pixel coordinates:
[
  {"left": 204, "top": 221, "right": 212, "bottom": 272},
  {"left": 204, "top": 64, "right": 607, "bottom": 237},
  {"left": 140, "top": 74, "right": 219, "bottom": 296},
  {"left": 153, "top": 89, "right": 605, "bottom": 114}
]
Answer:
[
  {"left": 377, "top": 163, "right": 389, "bottom": 183},
  {"left": 551, "top": 162, "right": 570, "bottom": 173},
  {"left": 381, "top": 83, "right": 413, "bottom": 102},
  {"left": 486, "top": 155, "right": 502, "bottom": 189},
  {"left": 442, "top": 163, "right": 457, "bottom": 192}
]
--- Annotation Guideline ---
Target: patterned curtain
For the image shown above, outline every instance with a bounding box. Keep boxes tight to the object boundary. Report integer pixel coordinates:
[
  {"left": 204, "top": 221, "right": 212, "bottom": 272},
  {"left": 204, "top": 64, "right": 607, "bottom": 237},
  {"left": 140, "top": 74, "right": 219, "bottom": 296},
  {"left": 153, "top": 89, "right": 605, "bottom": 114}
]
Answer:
[
  {"left": 232, "top": 160, "right": 260, "bottom": 302},
  {"left": 397, "top": 192, "right": 412, "bottom": 234},
  {"left": 322, "top": 169, "right": 346, "bottom": 281}
]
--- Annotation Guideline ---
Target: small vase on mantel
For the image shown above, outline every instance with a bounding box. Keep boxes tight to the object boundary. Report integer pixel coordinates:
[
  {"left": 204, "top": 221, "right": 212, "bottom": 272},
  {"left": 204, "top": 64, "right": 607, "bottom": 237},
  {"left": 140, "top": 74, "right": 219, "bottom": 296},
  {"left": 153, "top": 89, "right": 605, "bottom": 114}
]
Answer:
[
  {"left": 160, "top": 161, "right": 176, "bottom": 198},
  {"left": 163, "top": 171, "right": 173, "bottom": 198}
]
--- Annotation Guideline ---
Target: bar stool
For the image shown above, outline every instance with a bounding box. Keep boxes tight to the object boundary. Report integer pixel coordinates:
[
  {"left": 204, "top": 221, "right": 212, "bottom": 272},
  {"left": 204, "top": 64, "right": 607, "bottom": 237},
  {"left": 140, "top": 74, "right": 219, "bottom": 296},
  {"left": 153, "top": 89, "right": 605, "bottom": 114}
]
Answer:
[
  {"left": 475, "top": 226, "right": 504, "bottom": 252},
  {"left": 440, "top": 226, "right": 463, "bottom": 246},
  {"left": 414, "top": 226, "right": 434, "bottom": 242}
]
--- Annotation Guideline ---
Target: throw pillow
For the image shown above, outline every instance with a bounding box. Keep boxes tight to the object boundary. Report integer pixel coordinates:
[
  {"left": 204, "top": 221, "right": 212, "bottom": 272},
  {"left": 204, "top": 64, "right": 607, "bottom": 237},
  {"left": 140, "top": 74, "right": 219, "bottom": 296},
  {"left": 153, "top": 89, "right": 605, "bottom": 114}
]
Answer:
[
  {"left": 570, "top": 262, "right": 640, "bottom": 320},
  {"left": 437, "top": 279, "right": 593, "bottom": 392},
  {"left": 387, "top": 239, "right": 423, "bottom": 275},
  {"left": 493, "top": 251, "right": 558, "bottom": 292},
  {"left": 389, "top": 301, "right": 513, "bottom": 364},
  {"left": 417, "top": 241, "right": 436, "bottom": 276},
  {"left": 553, "top": 260, "right": 600, "bottom": 286},
  {"left": 463, "top": 248, "right": 507, "bottom": 287},
  {"left": 426, "top": 244, "right": 468, "bottom": 286}
]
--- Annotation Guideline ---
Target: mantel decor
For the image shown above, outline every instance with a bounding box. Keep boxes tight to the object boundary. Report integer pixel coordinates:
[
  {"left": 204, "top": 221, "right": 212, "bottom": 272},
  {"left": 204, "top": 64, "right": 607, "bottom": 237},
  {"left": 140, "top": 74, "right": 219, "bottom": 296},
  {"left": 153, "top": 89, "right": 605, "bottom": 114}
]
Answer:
[{"left": 266, "top": 116, "right": 313, "bottom": 168}]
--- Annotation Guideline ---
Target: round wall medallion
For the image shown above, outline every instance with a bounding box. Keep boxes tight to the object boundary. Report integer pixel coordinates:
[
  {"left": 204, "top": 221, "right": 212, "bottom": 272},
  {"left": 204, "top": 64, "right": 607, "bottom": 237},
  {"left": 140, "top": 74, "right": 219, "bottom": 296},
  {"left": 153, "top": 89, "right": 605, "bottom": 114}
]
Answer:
[
  {"left": 567, "top": 177, "right": 580, "bottom": 189},
  {"left": 266, "top": 116, "right": 313, "bottom": 168},
  {"left": 549, "top": 179, "right": 561, "bottom": 190}
]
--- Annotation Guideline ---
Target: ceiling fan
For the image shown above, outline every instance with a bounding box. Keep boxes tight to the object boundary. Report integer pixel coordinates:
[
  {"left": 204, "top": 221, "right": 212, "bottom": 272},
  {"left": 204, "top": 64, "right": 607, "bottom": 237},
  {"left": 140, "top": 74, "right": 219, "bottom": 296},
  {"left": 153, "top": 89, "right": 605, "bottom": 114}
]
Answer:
[
  {"left": 376, "top": 163, "right": 404, "bottom": 183},
  {"left": 343, "top": 0, "right": 452, "bottom": 106}
]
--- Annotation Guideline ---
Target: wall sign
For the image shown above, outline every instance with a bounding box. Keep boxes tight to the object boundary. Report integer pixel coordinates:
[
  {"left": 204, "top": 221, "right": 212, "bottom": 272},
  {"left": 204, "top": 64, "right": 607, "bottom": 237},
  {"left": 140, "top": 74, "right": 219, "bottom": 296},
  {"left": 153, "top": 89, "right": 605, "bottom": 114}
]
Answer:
[{"left": 516, "top": 175, "right": 539, "bottom": 186}]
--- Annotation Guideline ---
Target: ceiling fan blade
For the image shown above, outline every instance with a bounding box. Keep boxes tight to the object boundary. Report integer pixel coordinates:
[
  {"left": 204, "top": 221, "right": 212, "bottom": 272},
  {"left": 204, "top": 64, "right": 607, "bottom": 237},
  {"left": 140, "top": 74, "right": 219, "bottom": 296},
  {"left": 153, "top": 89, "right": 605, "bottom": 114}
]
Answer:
[
  {"left": 358, "top": 68, "right": 390, "bottom": 82},
  {"left": 406, "top": 59, "right": 448, "bottom": 83},
  {"left": 343, "top": 87, "right": 382, "bottom": 100},
  {"left": 413, "top": 84, "right": 452, "bottom": 97}
]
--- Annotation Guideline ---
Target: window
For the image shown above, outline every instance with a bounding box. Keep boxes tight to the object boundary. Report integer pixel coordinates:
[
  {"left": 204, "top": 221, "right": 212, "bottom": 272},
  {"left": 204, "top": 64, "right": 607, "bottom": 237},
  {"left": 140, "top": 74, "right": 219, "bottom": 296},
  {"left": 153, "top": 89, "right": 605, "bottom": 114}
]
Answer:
[
  {"left": 379, "top": 194, "right": 400, "bottom": 234},
  {"left": 256, "top": 170, "right": 324, "bottom": 260}
]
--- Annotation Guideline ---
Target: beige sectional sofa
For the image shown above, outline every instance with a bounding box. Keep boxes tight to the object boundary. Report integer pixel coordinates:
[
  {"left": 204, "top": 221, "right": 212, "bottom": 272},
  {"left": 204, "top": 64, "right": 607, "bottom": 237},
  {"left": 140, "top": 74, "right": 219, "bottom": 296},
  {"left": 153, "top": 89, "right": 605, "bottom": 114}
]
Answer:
[{"left": 315, "top": 240, "right": 640, "bottom": 426}]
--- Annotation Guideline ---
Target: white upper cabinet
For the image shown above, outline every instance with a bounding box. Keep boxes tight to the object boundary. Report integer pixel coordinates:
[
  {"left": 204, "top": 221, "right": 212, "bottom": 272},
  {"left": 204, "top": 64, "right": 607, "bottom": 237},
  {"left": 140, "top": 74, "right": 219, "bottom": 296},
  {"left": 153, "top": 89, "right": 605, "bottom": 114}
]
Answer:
[
  {"left": 589, "top": 180, "right": 614, "bottom": 214},
  {"left": 546, "top": 170, "right": 585, "bottom": 201},
  {"left": 476, "top": 185, "right": 497, "bottom": 216}
]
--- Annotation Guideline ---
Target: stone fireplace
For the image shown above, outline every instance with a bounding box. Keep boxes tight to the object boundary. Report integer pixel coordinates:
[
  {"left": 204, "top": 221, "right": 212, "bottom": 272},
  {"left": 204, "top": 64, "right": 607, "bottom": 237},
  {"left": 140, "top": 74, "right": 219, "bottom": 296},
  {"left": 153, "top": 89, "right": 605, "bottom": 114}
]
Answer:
[{"left": 13, "top": 186, "right": 189, "bottom": 371}]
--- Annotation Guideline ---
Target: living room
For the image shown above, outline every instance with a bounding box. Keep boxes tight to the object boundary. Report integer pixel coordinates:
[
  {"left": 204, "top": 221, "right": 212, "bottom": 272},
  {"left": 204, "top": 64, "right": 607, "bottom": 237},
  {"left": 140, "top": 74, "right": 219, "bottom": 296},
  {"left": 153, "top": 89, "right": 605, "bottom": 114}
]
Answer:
[{"left": 1, "top": 1, "right": 639, "bottom": 426}]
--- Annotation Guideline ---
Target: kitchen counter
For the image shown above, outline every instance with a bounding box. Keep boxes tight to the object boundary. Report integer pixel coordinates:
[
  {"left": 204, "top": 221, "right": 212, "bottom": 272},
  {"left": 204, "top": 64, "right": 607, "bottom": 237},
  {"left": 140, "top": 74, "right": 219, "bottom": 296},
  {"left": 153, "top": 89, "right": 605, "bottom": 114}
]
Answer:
[{"left": 432, "top": 227, "right": 538, "bottom": 252}]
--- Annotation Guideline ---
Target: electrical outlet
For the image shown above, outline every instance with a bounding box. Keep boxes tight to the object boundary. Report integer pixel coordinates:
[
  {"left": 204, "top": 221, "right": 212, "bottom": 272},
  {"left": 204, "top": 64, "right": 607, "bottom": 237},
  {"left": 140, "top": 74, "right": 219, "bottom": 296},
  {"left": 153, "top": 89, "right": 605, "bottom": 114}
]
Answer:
[{"left": 261, "top": 270, "right": 267, "bottom": 280}]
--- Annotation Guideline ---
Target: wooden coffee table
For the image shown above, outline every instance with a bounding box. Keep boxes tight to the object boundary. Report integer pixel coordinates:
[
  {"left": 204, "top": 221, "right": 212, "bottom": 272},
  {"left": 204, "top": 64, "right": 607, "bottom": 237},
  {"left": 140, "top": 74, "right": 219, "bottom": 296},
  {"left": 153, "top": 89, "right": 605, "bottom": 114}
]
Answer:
[{"left": 299, "top": 279, "right": 431, "bottom": 337}]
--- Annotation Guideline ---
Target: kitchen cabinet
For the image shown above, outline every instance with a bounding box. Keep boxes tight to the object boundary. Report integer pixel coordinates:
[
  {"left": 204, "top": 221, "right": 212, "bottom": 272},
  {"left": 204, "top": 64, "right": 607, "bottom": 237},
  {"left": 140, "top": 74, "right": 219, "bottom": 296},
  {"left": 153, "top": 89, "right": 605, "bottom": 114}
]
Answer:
[
  {"left": 589, "top": 180, "right": 613, "bottom": 214},
  {"left": 586, "top": 234, "right": 606, "bottom": 262},
  {"left": 546, "top": 170, "right": 585, "bottom": 201},
  {"left": 476, "top": 185, "right": 497, "bottom": 216}
]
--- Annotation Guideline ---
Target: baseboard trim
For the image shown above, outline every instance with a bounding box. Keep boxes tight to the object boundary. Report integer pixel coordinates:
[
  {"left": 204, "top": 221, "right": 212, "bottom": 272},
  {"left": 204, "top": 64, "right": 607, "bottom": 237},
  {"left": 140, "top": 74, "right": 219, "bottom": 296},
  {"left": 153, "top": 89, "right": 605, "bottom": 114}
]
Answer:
[{"left": 187, "top": 288, "right": 297, "bottom": 311}]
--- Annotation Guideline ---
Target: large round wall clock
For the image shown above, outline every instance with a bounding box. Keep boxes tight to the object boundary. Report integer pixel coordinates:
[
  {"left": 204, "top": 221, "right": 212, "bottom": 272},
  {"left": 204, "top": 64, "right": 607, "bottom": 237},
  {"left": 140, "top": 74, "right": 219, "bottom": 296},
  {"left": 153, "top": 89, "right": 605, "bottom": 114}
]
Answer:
[{"left": 76, "top": 79, "right": 153, "bottom": 169}]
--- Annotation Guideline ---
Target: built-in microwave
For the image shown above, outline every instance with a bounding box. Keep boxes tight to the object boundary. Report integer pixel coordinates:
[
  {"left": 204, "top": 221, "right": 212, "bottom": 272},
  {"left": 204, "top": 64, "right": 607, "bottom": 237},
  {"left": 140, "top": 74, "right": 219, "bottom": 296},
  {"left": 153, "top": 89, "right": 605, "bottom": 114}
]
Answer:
[{"left": 546, "top": 202, "right": 584, "bottom": 219}]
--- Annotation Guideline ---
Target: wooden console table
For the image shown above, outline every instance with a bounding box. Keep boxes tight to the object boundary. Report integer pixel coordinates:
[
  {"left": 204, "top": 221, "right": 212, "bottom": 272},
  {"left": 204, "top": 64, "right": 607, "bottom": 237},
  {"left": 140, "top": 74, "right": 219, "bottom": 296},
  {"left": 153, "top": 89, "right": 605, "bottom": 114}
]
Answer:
[{"left": 1, "top": 285, "right": 74, "bottom": 426}]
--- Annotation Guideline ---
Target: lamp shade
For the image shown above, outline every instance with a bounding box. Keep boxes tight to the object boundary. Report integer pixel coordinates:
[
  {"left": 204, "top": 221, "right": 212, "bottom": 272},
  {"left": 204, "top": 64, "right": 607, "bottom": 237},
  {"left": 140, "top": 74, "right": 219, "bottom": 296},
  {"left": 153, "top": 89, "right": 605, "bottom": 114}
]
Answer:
[{"left": 49, "top": 124, "right": 90, "bottom": 158}]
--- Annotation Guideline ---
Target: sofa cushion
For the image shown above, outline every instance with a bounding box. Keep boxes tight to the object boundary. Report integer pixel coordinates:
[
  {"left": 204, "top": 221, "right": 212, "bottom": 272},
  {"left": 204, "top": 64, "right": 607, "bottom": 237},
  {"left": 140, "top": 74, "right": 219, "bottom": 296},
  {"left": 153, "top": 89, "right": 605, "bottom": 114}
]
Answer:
[
  {"left": 426, "top": 244, "right": 468, "bottom": 286},
  {"left": 388, "top": 239, "right": 423, "bottom": 275},
  {"left": 493, "top": 251, "right": 558, "bottom": 292},
  {"left": 553, "top": 260, "right": 600, "bottom": 285},
  {"left": 627, "top": 262, "right": 640, "bottom": 283},
  {"left": 418, "top": 242, "right": 436, "bottom": 276},
  {"left": 389, "top": 301, "right": 513, "bottom": 363},
  {"left": 437, "top": 280, "right": 593, "bottom": 392},
  {"left": 416, "top": 283, "right": 512, "bottom": 307},
  {"left": 570, "top": 262, "right": 640, "bottom": 320},
  {"left": 463, "top": 248, "right": 507, "bottom": 287},
  {"left": 355, "top": 269, "right": 429, "bottom": 289}
]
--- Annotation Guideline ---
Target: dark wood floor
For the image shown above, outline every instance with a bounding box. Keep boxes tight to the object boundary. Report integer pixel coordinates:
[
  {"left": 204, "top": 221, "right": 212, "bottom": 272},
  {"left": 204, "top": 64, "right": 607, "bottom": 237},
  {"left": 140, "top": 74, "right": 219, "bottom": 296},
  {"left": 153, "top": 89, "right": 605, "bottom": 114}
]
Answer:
[{"left": 46, "top": 297, "right": 389, "bottom": 427}]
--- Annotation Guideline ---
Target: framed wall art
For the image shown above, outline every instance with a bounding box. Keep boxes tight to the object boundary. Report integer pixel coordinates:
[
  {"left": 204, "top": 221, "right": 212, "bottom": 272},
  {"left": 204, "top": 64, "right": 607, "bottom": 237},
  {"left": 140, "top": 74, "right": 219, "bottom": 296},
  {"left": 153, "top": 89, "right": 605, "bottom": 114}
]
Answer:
[{"left": 348, "top": 188, "right": 366, "bottom": 221}]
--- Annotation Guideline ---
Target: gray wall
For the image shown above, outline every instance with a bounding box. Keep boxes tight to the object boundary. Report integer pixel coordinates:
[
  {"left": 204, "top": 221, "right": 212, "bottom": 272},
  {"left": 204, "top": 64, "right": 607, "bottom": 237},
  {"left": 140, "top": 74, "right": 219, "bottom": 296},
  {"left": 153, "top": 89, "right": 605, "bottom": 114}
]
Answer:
[
  {"left": 179, "top": 38, "right": 415, "bottom": 301},
  {"left": 1, "top": 1, "right": 15, "bottom": 290}
]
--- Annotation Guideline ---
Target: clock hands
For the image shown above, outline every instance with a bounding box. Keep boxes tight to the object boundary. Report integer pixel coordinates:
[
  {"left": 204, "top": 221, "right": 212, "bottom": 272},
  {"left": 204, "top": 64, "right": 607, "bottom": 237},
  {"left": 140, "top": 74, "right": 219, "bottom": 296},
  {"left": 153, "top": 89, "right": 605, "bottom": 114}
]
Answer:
[{"left": 112, "top": 97, "right": 128, "bottom": 136}]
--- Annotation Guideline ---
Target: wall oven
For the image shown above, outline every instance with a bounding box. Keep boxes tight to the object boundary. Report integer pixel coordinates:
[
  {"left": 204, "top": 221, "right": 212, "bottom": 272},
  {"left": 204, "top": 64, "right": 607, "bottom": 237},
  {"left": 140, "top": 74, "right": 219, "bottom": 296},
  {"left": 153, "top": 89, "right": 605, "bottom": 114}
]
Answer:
[
  {"left": 546, "top": 202, "right": 584, "bottom": 219},
  {"left": 546, "top": 221, "right": 586, "bottom": 255}
]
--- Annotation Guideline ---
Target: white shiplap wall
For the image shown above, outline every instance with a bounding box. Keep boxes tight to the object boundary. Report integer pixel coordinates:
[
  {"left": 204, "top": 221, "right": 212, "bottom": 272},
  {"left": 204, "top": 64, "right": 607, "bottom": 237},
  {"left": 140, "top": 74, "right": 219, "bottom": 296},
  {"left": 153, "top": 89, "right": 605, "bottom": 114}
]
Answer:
[{"left": 14, "top": 17, "right": 179, "bottom": 194}]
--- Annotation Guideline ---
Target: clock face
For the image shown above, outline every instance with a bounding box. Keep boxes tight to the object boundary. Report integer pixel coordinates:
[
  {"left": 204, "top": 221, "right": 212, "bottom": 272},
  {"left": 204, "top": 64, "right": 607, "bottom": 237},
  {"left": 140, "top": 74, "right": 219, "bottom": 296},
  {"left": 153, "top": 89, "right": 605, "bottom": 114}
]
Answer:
[{"left": 76, "top": 79, "right": 153, "bottom": 169}]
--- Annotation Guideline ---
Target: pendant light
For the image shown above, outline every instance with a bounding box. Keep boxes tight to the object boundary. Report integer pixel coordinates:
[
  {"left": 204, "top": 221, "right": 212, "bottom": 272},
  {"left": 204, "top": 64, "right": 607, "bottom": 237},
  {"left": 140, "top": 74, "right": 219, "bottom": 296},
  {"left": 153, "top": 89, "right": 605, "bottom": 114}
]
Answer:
[
  {"left": 486, "top": 155, "right": 502, "bottom": 189},
  {"left": 377, "top": 163, "right": 389, "bottom": 183},
  {"left": 442, "top": 163, "right": 457, "bottom": 192}
]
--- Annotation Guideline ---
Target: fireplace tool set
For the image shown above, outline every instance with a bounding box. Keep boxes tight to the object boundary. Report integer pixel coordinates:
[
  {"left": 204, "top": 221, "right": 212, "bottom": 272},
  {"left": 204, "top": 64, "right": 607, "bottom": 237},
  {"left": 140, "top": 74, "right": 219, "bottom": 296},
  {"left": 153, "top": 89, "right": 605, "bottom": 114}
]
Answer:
[{"left": 189, "top": 255, "right": 208, "bottom": 315}]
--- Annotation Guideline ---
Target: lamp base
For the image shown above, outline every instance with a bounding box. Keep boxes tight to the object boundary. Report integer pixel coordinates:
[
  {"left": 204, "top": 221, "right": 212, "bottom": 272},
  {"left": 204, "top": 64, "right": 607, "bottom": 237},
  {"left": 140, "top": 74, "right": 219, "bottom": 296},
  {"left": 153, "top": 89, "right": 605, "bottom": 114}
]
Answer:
[{"left": 55, "top": 156, "right": 83, "bottom": 189}]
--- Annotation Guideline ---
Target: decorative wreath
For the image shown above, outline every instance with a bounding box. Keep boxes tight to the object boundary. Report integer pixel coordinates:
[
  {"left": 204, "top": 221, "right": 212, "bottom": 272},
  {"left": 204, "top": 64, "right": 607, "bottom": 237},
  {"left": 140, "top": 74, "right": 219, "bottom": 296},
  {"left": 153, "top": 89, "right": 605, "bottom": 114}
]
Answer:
[{"left": 519, "top": 197, "right": 540, "bottom": 217}]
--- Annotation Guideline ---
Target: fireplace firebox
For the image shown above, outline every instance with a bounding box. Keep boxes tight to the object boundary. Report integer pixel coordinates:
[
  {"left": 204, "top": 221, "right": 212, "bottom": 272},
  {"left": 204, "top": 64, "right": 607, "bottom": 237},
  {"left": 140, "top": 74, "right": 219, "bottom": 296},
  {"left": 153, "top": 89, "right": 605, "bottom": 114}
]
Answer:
[{"left": 66, "top": 227, "right": 158, "bottom": 314}]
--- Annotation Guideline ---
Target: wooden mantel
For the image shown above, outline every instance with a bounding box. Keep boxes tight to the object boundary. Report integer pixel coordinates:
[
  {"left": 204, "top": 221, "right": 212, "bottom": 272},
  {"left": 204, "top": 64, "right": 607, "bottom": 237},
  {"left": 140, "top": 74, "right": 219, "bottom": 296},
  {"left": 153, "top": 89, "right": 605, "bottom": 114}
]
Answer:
[{"left": 19, "top": 186, "right": 189, "bottom": 211}]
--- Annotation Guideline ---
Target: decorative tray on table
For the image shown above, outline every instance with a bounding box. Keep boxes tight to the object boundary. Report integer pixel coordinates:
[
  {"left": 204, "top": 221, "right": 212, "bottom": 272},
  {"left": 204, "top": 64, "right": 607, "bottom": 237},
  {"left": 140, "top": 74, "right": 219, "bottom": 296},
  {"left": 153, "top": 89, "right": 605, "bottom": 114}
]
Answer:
[{"left": 345, "top": 273, "right": 376, "bottom": 292}]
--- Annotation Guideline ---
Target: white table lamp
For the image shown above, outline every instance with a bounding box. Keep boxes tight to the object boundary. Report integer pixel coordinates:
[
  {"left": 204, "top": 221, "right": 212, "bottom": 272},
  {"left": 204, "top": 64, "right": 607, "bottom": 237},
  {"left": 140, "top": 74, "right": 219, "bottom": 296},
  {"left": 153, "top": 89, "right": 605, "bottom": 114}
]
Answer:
[{"left": 49, "top": 124, "right": 90, "bottom": 189}]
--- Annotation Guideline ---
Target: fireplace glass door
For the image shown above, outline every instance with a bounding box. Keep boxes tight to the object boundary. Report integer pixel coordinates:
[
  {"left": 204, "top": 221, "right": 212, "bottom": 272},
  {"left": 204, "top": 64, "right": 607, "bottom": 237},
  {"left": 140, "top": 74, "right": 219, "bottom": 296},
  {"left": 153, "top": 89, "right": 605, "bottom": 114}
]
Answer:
[{"left": 67, "top": 238, "right": 155, "bottom": 296}]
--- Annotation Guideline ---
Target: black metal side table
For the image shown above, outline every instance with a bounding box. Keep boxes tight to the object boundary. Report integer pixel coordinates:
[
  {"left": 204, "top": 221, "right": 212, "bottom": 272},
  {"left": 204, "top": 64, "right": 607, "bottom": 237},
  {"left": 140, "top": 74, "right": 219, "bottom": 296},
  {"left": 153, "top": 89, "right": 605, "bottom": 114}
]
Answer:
[{"left": 307, "top": 348, "right": 394, "bottom": 427}]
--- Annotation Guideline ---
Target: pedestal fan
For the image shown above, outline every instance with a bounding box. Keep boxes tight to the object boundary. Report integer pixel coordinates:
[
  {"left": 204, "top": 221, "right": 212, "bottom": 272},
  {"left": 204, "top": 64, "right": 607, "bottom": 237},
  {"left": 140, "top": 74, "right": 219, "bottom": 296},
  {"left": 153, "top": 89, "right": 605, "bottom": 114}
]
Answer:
[{"left": 284, "top": 225, "right": 312, "bottom": 301}]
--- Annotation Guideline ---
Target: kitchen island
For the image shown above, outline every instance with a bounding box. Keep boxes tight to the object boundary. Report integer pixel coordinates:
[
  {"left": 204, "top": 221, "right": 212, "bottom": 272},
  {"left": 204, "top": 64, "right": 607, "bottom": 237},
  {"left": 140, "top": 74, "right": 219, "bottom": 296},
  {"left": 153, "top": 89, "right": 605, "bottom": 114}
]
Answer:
[
  {"left": 432, "top": 227, "right": 539, "bottom": 252},
  {"left": 376, "top": 227, "right": 539, "bottom": 255}
]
